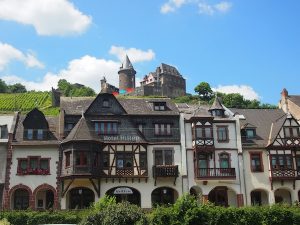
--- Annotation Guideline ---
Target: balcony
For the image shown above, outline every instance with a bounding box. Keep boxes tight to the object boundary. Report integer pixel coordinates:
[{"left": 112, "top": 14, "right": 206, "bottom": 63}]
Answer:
[
  {"left": 153, "top": 165, "right": 179, "bottom": 185},
  {"left": 196, "top": 168, "right": 236, "bottom": 179},
  {"left": 271, "top": 169, "right": 296, "bottom": 180}
]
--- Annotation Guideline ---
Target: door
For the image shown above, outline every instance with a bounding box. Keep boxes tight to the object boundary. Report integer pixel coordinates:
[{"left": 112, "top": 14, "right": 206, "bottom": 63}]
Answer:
[{"left": 198, "top": 154, "right": 209, "bottom": 177}]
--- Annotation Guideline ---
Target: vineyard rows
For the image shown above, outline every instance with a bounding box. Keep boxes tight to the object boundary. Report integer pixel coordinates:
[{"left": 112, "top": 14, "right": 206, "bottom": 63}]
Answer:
[{"left": 0, "top": 92, "right": 51, "bottom": 111}]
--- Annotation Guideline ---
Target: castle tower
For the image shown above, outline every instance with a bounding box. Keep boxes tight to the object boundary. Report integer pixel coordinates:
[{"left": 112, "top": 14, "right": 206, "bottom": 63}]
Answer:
[{"left": 118, "top": 55, "right": 136, "bottom": 92}]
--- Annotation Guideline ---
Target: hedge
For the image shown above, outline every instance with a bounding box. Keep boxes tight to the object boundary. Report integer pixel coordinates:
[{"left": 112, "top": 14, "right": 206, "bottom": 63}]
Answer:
[{"left": 1, "top": 195, "right": 300, "bottom": 225}]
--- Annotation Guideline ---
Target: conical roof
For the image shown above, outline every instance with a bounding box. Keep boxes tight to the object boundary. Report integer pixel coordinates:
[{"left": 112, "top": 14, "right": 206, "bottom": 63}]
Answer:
[
  {"left": 209, "top": 97, "right": 225, "bottom": 111},
  {"left": 62, "top": 116, "right": 99, "bottom": 143},
  {"left": 122, "top": 55, "right": 133, "bottom": 69}
]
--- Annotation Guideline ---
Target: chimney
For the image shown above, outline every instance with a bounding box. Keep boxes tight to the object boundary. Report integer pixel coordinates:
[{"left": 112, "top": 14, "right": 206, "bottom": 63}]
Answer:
[
  {"left": 279, "top": 88, "right": 289, "bottom": 112},
  {"left": 281, "top": 88, "right": 288, "bottom": 99}
]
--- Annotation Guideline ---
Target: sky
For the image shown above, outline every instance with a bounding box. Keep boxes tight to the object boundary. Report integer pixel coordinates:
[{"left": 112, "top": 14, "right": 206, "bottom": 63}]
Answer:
[{"left": 0, "top": 0, "right": 300, "bottom": 104}]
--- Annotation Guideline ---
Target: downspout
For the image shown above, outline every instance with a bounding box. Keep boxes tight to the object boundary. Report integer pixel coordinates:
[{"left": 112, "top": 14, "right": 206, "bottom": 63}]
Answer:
[{"left": 235, "top": 115, "right": 247, "bottom": 205}]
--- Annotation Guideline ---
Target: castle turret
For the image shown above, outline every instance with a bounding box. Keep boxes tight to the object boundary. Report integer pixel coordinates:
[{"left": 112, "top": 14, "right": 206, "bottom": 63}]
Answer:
[{"left": 118, "top": 55, "right": 136, "bottom": 92}]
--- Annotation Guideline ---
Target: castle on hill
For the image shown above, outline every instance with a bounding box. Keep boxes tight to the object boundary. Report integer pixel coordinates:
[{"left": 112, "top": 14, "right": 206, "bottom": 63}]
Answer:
[{"left": 100, "top": 55, "right": 186, "bottom": 98}]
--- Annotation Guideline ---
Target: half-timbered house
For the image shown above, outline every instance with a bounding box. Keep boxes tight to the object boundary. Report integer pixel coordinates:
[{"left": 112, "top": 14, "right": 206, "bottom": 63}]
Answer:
[
  {"left": 232, "top": 108, "right": 300, "bottom": 205},
  {"left": 59, "top": 92, "right": 182, "bottom": 209}
]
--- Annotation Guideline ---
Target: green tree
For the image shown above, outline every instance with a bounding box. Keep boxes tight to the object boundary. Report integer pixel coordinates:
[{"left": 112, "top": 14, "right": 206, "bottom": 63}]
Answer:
[
  {"left": 222, "top": 93, "right": 245, "bottom": 108},
  {"left": 0, "top": 79, "right": 8, "bottom": 93},
  {"left": 194, "top": 82, "right": 213, "bottom": 101},
  {"left": 57, "top": 79, "right": 96, "bottom": 97},
  {"left": 8, "top": 83, "right": 27, "bottom": 93}
]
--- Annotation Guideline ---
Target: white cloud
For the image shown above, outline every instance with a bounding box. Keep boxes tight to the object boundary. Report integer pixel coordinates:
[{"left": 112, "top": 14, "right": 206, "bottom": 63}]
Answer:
[
  {"left": 212, "top": 85, "right": 260, "bottom": 101},
  {"left": 109, "top": 46, "right": 155, "bottom": 63},
  {"left": 160, "top": 0, "right": 187, "bottom": 14},
  {"left": 1, "top": 46, "right": 156, "bottom": 91},
  {"left": 0, "top": 42, "right": 44, "bottom": 71},
  {"left": 160, "top": 0, "right": 232, "bottom": 15},
  {"left": 214, "top": 1, "right": 232, "bottom": 13},
  {"left": 199, "top": 1, "right": 232, "bottom": 15},
  {"left": 0, "top": 0, "right": 91, "bottom": 36}
]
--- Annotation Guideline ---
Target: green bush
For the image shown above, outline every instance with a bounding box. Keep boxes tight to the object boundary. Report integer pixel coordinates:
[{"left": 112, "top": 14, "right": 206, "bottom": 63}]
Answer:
[
  {"left": 0, "top": 218, "right": 11, "bottom": 225},
  {"left": 80, "top": 202, "right": 147, "bottom": 225}
]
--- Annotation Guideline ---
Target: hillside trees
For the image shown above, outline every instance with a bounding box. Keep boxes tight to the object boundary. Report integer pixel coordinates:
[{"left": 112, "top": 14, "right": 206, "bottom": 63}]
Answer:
[{"left": 57, "top": 79, "right": 95, "bottom": 97}]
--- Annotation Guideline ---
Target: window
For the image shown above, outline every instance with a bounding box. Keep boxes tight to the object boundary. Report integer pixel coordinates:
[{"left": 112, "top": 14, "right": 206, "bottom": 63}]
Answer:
[
  {"left": 284, "top": 127, "right": 300, "bottom": 138},
  {"left": 27, "top": 129, "right": 33, "bottom": 140},
  {"left": 95, "top": 122, "right": 118, "bottom": 135},
  {"left": 219, "top": 153, "right": 230, "bottom": 168},
  {"left": 154, "top": 149, "right": 173, "bottom": 165},
  {"left": 116, "top": 152, "right": 133, "bottom": 169},
  {"left": 17, "top": 157, "right": 50, "bottom": 175},
  {"left": 217, "top": 126, "right": 228, "bottom": 142},
  {"left": 250, "top": 152, "right": 263, "bottom": 172},
  {"left": 246, "top": 129, "right": 255, "bottom": 139},
  {"left": 65, "top": 152, "right": 71, "bottom": 167},
  {"left": 270, "top": 154, "right": 293, "bottom": 170},
  {"left": 212, "top": 110, "right": 223, "bottom": 117},
  {"left": 140, "top": 152, "right": 147, "bottom": 170},
  {"left": 154, "top": 124, "right": 171, "bottom": 136},
  {"left": 195, "top": 126, "right": 212, "bottom": 139},
  {"left": 0, "top": 125, "right": 8, "bottom": 139},
  {"left": 102, "top": 152, "right": 109, "bottom": 168},
  {"left": 153, "top": 102, "right": 166, "bottom": 111},
  {"left": 75, "top": 152, "right": 88, "bottom": 166},
  {"left": 37, "top": 129, "right": 43, "bottom": 140},
  {"left": 103, "top": 99, "right": 109, "bottom": 107},
  {"left": 138, "top": 124, "right": 144, "bottom": 133}
]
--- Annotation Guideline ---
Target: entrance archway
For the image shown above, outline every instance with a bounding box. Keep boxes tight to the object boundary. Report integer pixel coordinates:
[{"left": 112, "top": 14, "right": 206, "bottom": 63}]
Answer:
[
  {"left": 68, "top": 187, "right": 95, "bottom": 209},
  {"left": 274, "top": 188, "right": 291, "bottom": 205},
  {"left": 36, "top": 190, "right": 54, "bottom": 209},
  {"left": 208, "top": 186, "right": 237, "bottom": 207},
  {"left": 106, "top": 186, "right": 141, "bottom": 206},
  {"left": 13, "top": 189, "right": 30, "bottom": 210},
  {"left": 151, "top": 187, "right": 178, "bottom": 206},
  {"left": 250, "top": 189, "right": 269, "bottom": 206}
]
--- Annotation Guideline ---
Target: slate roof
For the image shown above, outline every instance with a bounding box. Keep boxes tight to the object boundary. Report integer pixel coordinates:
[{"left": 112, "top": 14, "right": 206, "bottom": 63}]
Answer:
[
  {"left": 288, "top": 95, "right": 300, "bottom": 107},
  {"left": 267, "top": 114, "right": 287, "bottom": 147},
  {"left": 62, "top": 116, "right": 99, "bottom": 143},
  {"left": 209, "top": 97, "right": 225, "bottom": 111},
  {"left": 230, "top": 108, "right": 286, "bottom": 147},
  {"left": 12, "top": 114, "right": 59, "bottom": 146},
  {"left": 60, "top": 96, "right": 179, "bottom": 116}
]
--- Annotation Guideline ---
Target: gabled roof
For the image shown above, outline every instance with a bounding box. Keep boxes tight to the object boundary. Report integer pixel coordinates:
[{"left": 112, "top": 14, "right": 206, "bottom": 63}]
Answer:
[
  {"left": 13, "top": 114, "right": 59, "bottom": 146},
  {"left": 230, "top": 108, "right": 286, "bottom": 147},
  {"left": 62, "top": 116, "right": 99, "bottom": 143},
  {"left": 241, "top": 123, "right": 257, "bottom": 129},
  {"left": 60, "top": 96, "right": 179, "bottom": 116},
  {"left": 209, "top": 97, "right": 224, "bottom": 112},
  {"left": 288, "top": 95, "right": 300, "bottom": 107},
  {"left": 267, "top": 114, "right": 287, "bottom": 147}
]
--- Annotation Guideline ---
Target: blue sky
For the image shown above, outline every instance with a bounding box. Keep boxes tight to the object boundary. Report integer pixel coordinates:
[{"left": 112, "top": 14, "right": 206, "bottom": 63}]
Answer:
[{"left": 0, "top": 0, "right": 300, "bottom": 104}]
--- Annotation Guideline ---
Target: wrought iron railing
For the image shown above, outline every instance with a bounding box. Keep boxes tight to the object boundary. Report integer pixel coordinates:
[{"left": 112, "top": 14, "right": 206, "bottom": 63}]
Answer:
[
  {"left": 153, "top": 165, "right": 179, "bottom": 178},
  {"left": 271, "top": 169, "right": 296, "bottom": 179},
  {"left": 196, "top": 168, "right": 236, "bottom": 179}
]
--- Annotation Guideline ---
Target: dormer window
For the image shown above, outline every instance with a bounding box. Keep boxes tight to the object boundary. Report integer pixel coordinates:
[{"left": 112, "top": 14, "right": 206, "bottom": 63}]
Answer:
[
  {"left": 211, "top": 110, "right": 224, "bottom": 117},
  {"left": 27, "top": 129, "right": 33, "bottom": 140},
  {"left": 246, "top": 129, "right": 256, "bottom": 139},
  {"left": 0, "top": 125, "right": 8, "bottom": 139},
  {"left": 103, "top": 99, "right": 110, "bottom": 108},
  {"left": 154, "top": 102, "right": 166, "bottom": 111},
  {"left": 37, "top": 129, "right": 43, "bottom": 140},
  {"left": 95, "top": 121, "right": 119, "bottom": 135}
]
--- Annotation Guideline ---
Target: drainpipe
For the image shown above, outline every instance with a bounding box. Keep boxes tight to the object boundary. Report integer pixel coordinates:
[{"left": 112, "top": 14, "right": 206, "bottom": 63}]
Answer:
[{"left": 235, "top": 115, "right": 247, "bottom": 205}]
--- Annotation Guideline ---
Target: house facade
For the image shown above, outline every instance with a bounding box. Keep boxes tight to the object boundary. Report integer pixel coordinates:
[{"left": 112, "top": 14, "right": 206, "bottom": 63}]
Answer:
[
  {"left": 58, "top": 92, "right": 183, "bottom": 209},
  {"left": 179, "top": 98, "right": 245, "bottom": 207}
]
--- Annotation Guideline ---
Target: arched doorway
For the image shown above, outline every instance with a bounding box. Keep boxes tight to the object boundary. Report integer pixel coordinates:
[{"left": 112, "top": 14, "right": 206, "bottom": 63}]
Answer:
[
  {"left": 250, "top": 189, "right": 269, "bottom": 206},
  {"left": 106, "top": 186, "right": 141, "bottom": 206},
  {"left": 13, "top": 189, "right": 29, "bottom": 210},
  {"left": 68, "top": 187, "right": 95, "bottom": 209},
  {"left": 151, "top": 187, "right": 178, "bottom": 206},
  {"left": 274, "top": 189, "right": 291, "bottom": 204},
  {"left": 36, "top": 189, "right": 54, "bottom": 209},
  {"left": 208, "top": 186, "right": 237, "bottom": 207}
]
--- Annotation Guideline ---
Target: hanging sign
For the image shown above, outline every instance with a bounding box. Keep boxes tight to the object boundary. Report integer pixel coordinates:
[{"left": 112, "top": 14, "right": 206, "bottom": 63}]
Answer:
[{"left": 113, "top": 187, "right": 133, "bottom": 195}]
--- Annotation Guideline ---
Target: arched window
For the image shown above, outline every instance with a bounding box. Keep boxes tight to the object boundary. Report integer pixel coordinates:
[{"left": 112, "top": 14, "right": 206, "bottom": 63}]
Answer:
[
  {"left": 14, "top": 189, "right": 29, "bottom": 210},
  {"left": 68, "top": 187, "right": 95, "bottom": 209}
]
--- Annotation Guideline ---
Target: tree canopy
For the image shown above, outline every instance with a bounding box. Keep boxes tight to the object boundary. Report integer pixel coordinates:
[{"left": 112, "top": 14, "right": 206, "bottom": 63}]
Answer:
[
  {"left": 194, "top": 82, "right": 213, "bottom": 101},
  {"left": 57, "top": 79, "right": 96, "bottom": 97},
  {"left": 0, "top": 79, "right": 27, "bottom": 93}
]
